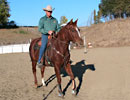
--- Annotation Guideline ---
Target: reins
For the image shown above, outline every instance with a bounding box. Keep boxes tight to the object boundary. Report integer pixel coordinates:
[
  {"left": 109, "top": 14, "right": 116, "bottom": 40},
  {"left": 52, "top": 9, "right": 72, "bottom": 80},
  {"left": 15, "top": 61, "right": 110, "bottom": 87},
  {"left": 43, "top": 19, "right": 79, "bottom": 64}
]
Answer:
[
  {"left": 51, "top": 34, "right": 69, "bottom": 45},
  {"left": 47, "top": 32, "right": 69, "bottom": 58},
  {"left": 45, "top": 26, "right": 73, "bottom": 66},
  {"left": 48, "top": 38, "right": 69, "bottom": 58},
  {"left": 46, "top": 38, "right": 70, "bottom": 67}
]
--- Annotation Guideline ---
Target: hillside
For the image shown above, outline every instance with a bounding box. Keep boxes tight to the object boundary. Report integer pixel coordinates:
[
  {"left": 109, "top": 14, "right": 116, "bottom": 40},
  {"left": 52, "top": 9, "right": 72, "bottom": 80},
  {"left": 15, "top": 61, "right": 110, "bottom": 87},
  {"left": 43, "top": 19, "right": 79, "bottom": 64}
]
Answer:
[
  {"left": 0, "top": 27, "right": 40, "bottom": 45},
  {"left": 0, "top": 18, "right": 130, "bottom": 47},
  {"left": 80, "top": 18, "right": 130, "bottom": 48}
]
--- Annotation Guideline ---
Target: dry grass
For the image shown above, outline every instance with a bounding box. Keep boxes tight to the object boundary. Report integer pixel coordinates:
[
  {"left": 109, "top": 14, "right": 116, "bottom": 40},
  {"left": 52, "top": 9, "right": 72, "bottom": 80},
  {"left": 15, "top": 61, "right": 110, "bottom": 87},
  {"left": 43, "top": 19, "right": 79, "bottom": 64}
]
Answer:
[
  {"left": 80, "top": 18, "right": 130, "bottom": 48},
  {"left": 0, "top": 18, "right": 130, "bottom": 47},
  {"left": 0, "top": 27, "right": 40, "bottom": 45}
]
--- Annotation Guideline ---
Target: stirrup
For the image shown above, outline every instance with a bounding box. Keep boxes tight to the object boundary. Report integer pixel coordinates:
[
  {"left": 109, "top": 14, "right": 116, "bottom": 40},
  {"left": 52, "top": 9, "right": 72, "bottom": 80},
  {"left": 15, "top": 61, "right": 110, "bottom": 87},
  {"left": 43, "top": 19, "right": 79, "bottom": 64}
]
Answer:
[{"left": 37, "top": 62, "right": 43, "bottom": 68}]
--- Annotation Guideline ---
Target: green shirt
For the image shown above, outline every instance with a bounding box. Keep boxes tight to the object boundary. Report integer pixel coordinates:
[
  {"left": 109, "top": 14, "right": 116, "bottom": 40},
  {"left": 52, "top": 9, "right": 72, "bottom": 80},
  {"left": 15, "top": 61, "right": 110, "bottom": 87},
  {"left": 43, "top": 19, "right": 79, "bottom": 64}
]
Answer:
[{"left": 38, "top": 15, "right": 61, "bottom": 34}]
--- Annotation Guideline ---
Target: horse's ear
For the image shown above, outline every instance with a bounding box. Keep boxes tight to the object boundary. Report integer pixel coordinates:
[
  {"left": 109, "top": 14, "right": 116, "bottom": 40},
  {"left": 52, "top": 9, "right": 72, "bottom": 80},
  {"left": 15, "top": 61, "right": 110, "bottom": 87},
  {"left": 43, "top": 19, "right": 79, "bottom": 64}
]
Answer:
[
  {"left": 67, "top": 19, "right": 73, "bottom": 25},
  {"left": 74, "top": 19, "right": 78, "bottom": 26}
]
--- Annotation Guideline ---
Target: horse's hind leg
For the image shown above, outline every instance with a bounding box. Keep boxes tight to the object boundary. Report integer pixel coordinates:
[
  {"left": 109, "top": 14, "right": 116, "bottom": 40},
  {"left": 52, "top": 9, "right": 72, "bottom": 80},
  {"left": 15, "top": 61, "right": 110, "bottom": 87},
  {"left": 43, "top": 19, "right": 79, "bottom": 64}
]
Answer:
[
  {"left": 41, "top": 66, "right": 46, "bottom": 86},
  {"left": 32, "top": 61, "right": 38, "bottom": 88},
  {"left": 64, "top": 63, "right": 76, "bottom": 95}
]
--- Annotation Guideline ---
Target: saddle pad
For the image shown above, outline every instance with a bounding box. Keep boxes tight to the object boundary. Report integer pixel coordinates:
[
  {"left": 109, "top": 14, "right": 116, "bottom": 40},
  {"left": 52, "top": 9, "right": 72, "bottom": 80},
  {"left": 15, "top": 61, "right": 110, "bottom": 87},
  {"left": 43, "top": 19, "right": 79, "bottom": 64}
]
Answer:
[{"left": 34, "top": 42, "right": 41, "bottom": 50}]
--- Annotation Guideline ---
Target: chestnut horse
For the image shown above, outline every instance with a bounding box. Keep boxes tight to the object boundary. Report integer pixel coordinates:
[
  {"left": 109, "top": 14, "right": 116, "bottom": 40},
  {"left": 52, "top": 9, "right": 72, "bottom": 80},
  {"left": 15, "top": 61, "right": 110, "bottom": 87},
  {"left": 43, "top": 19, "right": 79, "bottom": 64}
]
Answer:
[{"left": 29, "top": 19, "right": 83, "bottom": 97}]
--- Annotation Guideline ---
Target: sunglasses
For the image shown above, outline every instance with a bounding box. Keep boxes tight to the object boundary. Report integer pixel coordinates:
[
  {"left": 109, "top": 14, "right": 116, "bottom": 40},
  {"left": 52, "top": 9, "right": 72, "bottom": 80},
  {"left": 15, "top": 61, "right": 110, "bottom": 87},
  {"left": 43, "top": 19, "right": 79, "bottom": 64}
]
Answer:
[{"left": 47, "top": 11, "right": 52, "bottom": 13}]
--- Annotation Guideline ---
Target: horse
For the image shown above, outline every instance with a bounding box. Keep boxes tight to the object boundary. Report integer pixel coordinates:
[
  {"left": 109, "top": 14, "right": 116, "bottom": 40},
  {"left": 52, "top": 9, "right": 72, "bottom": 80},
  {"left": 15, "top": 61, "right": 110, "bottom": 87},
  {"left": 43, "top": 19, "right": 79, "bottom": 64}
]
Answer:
[{"left": 29, "top": 19, "right": 83, "bottom": 97}]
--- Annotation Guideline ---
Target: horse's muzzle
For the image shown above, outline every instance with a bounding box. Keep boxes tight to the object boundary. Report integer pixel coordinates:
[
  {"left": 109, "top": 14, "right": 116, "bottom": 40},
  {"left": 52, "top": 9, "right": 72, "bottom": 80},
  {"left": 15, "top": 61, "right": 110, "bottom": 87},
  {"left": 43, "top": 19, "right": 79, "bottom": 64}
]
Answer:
[{"left": 76, "top": 38, "right": 83, "bottom": 46}]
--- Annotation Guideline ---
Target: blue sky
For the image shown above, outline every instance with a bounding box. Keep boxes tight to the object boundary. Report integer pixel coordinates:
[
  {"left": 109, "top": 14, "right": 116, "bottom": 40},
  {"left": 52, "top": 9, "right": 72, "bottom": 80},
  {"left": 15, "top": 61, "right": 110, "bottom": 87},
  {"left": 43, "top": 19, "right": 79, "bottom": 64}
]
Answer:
[{"left": 8, "top": 0, "right": 100, "bottom": 26}]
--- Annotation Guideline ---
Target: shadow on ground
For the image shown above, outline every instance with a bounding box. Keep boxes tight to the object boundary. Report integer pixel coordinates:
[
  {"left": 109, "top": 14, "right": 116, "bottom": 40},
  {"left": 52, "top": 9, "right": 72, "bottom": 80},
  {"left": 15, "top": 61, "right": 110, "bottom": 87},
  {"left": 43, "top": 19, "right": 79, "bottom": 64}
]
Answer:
[
  {"left": 43, "top": 60, "right": 95, "bottom": 99},
  {"left": 61, "top": 60, "right": 95, "bottom": 95}
]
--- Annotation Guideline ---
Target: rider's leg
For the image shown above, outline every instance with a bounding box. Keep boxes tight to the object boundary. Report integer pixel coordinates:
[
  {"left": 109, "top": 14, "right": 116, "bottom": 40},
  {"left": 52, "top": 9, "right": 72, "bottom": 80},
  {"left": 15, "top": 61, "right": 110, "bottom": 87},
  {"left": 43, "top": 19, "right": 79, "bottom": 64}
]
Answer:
[{"left": 38, "top": 34, "right": 48, "bottom": 64}]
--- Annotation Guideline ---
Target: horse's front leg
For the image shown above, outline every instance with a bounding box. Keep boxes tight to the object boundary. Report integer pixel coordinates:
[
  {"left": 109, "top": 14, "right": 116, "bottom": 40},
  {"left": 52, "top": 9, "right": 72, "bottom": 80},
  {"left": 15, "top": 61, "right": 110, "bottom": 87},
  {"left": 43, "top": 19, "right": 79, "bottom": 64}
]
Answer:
[
  {"left": 41, "top": 66, "right": 46, "bottom": 86},
  {"left": 54, "top": 66, "right": 64, "bottom": 97},
  {"left": 65, "top": 63, "right": 77, "bottom": 95}
]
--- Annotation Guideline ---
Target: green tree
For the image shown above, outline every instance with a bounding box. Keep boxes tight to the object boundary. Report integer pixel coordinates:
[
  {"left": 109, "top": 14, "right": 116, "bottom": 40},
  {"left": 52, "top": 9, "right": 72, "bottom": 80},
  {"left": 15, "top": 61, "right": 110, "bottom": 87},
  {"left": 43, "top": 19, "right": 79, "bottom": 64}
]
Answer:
[
  {"left": 99, "top": 0, "right": 130, "bottom": 19},
  {"left": 112, "top": 0, "right": 125, "bottom": 18},
  {"left": 99, "top": 0, "right": 114, "bottom": 18},
  {"left": 124, "top": 0, "right": 130, "bottom": 17},
  {"left": 60, "top": 16, "right": 68, "bottom": 25},
  {"left": 0, "top": 0, "right": 10, "bottom": 26}
]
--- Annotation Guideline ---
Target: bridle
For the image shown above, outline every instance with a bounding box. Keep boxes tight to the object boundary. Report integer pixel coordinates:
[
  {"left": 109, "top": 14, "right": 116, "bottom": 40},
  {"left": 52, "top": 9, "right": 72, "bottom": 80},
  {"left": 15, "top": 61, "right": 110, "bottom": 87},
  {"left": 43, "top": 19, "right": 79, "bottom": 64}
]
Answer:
[
  {"left": 51, "top": 32, "right": 69, "bottom": 45},
  {"left": 48, "top": 36, "right": 69, "bottom": 58},
  {"left": 47, "top": 38, "right": 70, "bottom": 67},
  {"left": 46, "top": 25, "right": 79, "bottom": 67},
  {"left": 48, "top": 25, "right": 78, "bottom": 58}
]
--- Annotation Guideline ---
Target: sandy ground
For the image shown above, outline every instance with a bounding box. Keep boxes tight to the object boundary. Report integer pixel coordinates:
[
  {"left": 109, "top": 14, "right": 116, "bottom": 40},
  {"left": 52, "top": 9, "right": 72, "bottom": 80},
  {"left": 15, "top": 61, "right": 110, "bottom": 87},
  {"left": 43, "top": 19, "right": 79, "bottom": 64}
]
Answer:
[{"left": 0, "top": 46, "right": 130, "bottom": 100}]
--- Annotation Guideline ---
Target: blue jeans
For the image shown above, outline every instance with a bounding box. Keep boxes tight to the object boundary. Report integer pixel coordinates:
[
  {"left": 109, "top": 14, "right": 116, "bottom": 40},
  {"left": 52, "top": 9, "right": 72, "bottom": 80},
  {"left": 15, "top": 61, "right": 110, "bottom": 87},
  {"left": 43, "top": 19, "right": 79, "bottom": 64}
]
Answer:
[{"left": 38, "top": 34, "right": 48, "bottom": 63}]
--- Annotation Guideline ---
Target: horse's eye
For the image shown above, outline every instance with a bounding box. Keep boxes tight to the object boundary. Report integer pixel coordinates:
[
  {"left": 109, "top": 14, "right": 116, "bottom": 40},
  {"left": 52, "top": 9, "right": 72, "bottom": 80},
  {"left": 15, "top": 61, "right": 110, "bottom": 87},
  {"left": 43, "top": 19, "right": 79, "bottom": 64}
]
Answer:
[{"left": 71, "top": 29, "right": 75, "bottom": 32}]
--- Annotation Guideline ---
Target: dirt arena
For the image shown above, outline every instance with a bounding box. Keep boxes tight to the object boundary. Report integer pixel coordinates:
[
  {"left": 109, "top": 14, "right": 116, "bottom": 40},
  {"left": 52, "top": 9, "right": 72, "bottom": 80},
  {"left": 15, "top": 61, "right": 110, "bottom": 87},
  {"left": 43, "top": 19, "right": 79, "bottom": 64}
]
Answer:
[{"left": 0, "top": 47, "right": 130, "bottom": 100}]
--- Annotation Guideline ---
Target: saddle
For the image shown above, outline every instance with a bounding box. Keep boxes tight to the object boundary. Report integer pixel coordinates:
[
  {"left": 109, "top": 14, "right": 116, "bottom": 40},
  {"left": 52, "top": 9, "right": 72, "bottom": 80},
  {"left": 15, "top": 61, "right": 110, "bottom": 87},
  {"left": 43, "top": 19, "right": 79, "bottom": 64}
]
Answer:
[
  {"left": 34, "top": 35, "right": 54, "bottom": 66},
  {"left": 33, "top": 33, "right": 69, "bottom": 67},
  {"left": 34, "top": 35, "right": 51, "bottom": 49}
]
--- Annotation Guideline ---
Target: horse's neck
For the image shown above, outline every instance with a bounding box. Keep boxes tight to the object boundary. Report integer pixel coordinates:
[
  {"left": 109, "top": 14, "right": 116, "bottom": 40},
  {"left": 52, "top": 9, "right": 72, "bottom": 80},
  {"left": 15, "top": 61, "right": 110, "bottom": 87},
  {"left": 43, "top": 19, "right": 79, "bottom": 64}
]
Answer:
[
  {"left": 57, "top": 28, "right": 70, "bottom": 44},
  {"left": 56, "top": 36, "right": 69, "bottom": 49},
  {"left": 53, "top": 32, "right": 69, "bottom": 52}
]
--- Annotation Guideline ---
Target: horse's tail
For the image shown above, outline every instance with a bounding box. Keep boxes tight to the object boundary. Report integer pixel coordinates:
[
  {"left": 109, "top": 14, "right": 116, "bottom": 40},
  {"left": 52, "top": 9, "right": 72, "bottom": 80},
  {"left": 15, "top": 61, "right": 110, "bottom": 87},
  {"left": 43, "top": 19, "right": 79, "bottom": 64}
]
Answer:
[{"left": 29, "top": 37, "right": 41, "bottom": 61}]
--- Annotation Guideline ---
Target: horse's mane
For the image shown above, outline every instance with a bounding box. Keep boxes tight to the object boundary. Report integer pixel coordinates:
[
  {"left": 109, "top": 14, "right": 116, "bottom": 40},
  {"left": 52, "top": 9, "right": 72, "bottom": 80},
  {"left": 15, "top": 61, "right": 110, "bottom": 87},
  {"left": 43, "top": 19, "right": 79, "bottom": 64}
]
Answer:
[
  {"left": 55, "top": 19, "right": 78, "bottom": 39},
  {"left": 57, "top": 24, "right": 71, "bottom": 38}
]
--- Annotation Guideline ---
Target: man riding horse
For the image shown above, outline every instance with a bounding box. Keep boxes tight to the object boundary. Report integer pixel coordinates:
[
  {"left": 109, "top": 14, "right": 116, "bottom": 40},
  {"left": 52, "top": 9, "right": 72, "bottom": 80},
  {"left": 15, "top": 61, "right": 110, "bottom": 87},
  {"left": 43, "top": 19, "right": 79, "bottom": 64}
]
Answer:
[
  {"left": 29, "top": 5, "right": 83, "bottom": 97},
  {"left": 37, "top": 5, "right": 61, "bottom": 68}
]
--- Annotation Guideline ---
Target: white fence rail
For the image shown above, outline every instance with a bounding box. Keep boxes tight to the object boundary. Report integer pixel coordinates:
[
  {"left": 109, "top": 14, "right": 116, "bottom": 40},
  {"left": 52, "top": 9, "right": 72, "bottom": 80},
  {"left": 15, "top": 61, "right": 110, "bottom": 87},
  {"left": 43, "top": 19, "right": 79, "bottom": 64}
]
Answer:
[
  {"left": 0, "top": 43, "right": 30, "bottom": 54},
  {"left": 0, "top": 36, "right": 88, "bottom": 54}
]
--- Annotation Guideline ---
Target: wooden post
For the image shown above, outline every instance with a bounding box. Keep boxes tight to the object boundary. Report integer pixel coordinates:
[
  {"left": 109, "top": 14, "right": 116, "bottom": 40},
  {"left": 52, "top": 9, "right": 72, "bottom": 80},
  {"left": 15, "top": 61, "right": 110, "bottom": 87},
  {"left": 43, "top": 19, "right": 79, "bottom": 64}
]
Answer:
[{"left": 83, "top": 36, "right": 87, "bottom": 53}]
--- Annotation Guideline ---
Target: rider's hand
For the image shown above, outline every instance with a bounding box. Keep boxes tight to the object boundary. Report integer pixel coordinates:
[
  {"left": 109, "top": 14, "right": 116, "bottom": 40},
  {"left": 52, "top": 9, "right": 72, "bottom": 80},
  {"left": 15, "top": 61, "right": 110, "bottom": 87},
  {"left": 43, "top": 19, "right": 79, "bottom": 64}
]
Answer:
[{"left": 48, "top": 30, "right": 53, "bottom": 35}]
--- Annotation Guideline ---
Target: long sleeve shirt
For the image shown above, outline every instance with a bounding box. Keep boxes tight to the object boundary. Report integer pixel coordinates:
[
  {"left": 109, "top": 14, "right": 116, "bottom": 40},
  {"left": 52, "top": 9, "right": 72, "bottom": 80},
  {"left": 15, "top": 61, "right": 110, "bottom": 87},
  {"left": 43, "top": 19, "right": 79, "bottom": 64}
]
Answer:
[{"left": 38, "top": 15, "right": 61, "bottom": 34}]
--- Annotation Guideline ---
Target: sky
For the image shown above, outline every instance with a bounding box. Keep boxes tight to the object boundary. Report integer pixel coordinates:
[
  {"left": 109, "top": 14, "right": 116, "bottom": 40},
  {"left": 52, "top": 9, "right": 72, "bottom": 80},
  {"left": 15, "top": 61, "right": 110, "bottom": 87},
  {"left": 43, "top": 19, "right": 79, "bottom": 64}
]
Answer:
[{"left": 8, "top": 0, "right": 101, "bottom": 27}]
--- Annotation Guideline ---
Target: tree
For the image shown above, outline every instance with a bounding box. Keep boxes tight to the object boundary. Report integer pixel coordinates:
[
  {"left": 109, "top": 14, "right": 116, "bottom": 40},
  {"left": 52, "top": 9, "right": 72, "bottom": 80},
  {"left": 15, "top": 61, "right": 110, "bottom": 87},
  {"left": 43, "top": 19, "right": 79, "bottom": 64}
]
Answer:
[
  {"left": 0, "top": 0, "right": 10, "bottom": 26},
  {"left": 94, "top": 9, "right": 97, "bottom": 24},
  {"left": 8, "top": 20, "right": 17, "bottom": 28},
  {"left": 99, "top": 0, "right": 114, "bottom": 18},
  {"left": 112, "top": 0, "right": 125, "bottom": 18},
  {"left": 124, "top": 0, "right": 130, "bottom": 17},
  {"left": 99, "top": 0, "right": 130, "bottom": 19},
  {"left": 60, "top": 16, "right": 68, "bottom": 25},
  {"left": 94, "top": 9, "right": 102, "bottom": 24}
]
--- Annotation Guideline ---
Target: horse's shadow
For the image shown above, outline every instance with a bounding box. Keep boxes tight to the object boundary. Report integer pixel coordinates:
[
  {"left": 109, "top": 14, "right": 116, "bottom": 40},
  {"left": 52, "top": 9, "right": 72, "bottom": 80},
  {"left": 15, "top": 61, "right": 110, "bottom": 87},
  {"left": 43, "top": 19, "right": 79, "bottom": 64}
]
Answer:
[
  {"left": 45, "top": 60, "right": 95, "bottom": 95},
  {"left": 61, "top": 60, "right": 95, "bottom": 95}
]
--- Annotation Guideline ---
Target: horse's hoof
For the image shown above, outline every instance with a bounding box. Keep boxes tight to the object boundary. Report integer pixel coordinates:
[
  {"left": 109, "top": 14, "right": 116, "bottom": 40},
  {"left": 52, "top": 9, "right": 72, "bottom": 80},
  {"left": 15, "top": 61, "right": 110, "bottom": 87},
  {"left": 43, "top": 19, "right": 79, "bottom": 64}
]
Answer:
[
  {"left": 58, "top": 93, "right": 64, "bottom": 98},
  {"left": 72, "top": 89, "right": 77, "bottom": 95}
]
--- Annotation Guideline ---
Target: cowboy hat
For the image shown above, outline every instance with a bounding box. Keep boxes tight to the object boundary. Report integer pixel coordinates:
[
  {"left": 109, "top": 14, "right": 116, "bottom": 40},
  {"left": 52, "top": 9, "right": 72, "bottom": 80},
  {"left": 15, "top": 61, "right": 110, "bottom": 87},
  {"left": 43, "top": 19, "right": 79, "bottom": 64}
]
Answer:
[{"left": 43, "top": 5, "right": 55, "bottom": 12}]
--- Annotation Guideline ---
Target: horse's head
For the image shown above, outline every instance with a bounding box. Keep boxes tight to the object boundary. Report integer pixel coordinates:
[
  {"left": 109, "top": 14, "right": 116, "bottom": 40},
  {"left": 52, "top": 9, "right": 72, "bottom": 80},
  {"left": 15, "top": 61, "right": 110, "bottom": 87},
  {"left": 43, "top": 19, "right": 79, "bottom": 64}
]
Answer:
[{"left": 65, "top": 19, "right": 83, "bottom": 46}]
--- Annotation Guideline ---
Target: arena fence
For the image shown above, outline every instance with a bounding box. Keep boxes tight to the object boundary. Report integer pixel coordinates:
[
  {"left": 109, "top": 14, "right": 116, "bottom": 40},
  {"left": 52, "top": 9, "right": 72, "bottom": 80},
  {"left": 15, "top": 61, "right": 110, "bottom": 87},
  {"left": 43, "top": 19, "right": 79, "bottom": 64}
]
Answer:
[
  {"left": 0, "top": 36, "right": 88, "bottom": 54},
  {"left": 0, "top": 43, "right": 30, "bottom": 54}
]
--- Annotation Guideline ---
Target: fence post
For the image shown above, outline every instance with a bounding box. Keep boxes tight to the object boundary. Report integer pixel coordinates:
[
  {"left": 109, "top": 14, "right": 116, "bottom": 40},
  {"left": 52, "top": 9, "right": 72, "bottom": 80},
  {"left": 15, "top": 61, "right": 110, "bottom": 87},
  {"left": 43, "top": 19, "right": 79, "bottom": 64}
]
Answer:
[
  {"left": 22, "top": 44, "right": 23, "bottom": 53},
  {"left": 2, "top": 45, "right": 3, "bottom": 54},
  {"left": 29, "top": 39, "right": 32, "bottom": 43},
  {"left": 83, "top": 36, "right": 87, "bottom": 53},
  {"left": 12, "top": 45, "right": 13, "bottom": 53}
]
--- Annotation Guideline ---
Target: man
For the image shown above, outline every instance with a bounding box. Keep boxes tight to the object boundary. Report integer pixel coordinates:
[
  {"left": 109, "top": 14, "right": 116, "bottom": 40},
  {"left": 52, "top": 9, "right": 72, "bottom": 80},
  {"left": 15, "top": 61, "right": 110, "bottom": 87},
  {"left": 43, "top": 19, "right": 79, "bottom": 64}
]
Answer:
[{"left": 37, "top": 5, "right": 61, "bottom": 68}]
